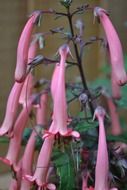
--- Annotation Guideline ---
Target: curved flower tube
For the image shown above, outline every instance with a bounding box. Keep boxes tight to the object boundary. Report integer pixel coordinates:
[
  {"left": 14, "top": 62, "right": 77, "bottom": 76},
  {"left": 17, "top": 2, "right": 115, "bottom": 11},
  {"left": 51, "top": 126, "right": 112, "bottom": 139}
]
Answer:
[
  {"left": 19, "top": 34, "right": 39, "bottom": 107},
  {"left": 25, "top": 136, "right": 56, "bottom": 190},
  {"left": 20, "top": 126, "right": 42, "bottom": 190},
  {"left": 44, "top": 44, "right": 80, "bottom": 138},
  {"left": 94, "top": 7, "right": 127, "bottom": 86},
  {"left": 94, "top": 106, "right": 109, "bottom": 190},
  {"left": 0, "top": 82, "right": 23, "bottom": 136},
  {"left": 0, "top": 97, "right": 34, "bottom": 170},
  {"left": 15, "top": 11, "right": 42, "bottom": 82}
]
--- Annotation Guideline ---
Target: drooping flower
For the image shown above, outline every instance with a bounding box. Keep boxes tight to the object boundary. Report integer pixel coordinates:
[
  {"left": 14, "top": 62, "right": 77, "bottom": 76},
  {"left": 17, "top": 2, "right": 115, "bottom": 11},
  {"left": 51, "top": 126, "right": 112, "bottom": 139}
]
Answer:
[
  {"left": 25, "top": 136, "right": 56, "bottom": 190},
  {"left": 0, "top": 97, "right": 34, "bottom": 170},
  {"left": 0, "top": 82, "right": 23, "bottom": 136},
  {"left": 94, "top": 106, "right": 109, "bottom": 190},
  {"left": 44, "top": 44, "right": 80, "bottom": 138},
  {"left": 20, "top": 125, "right": 41, "bottom": 190},
  {"left": 15, "top": 11, "right": 42, "bottom": 82},
  {"left": 19, "top": 33, "right": 40, "bottom": 107},
  {"left": 94, "top": 7, "right": 127, "bottom": 86}
]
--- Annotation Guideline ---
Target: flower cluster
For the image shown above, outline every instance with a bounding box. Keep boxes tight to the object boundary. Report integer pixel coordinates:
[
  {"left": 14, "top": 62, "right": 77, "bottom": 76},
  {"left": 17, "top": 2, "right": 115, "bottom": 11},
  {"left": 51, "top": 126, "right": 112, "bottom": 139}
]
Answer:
[{"left": 0, "top": 2, "right": 127, "bottom": 190}]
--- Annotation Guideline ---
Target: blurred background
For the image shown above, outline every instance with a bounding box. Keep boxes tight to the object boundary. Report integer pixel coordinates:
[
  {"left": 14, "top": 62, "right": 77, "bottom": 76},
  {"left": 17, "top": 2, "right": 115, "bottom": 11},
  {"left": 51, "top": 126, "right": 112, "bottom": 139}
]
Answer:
[{"left": 0, "top": 0, "right": 127, "bottom": 189}]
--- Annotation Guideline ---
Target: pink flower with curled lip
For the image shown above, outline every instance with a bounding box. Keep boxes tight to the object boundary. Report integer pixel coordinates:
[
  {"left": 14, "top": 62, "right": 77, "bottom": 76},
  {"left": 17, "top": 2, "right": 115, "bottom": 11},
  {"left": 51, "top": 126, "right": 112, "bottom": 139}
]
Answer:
[
  {"left": 107, "top": 97, "right": 122, "bottom": 135},
  {"left": 0, "top": 97, "right": 34, "bottom": 170},
  {"left": 0, "top": 82, "right": 23, "bottom": 136},
  {"left": 94, "top": 7, "right": 127, "bottom": 86},
  {"left": 25, "top": 136, "right": 56, "bottom": 190},
  {"left": 44, "top": 44, "right": 80, "bottom": 138},
  {"left": 94, "top": 106, "right": 109, "bottom": 190},
  {"left": 15, "top": 11, "right": 42, "bottom": 82}
]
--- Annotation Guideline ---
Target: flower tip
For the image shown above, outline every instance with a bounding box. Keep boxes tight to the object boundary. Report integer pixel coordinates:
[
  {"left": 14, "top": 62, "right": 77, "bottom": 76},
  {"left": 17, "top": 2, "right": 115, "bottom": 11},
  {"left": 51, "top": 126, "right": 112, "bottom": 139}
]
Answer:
[
  {"left": 0, "top": 157, "right": 11, "bottom": 166},
  {"left": 47, "top": 183, "right": 56, "bottom": 190},
  {"left": 94, "top": 106, "right": 106, "bottom": 119},
  {"left": 94, "top": 6, "right": 108, "bottom": 17},
  {"left": 24, "top": 175, "right": 34, "bottom": 182},
  {"left": 59, "top": 44, "right": 71, "bottom": 57},
  {"left": 71, "top": 131, "right": 80, "bottom": 138}
]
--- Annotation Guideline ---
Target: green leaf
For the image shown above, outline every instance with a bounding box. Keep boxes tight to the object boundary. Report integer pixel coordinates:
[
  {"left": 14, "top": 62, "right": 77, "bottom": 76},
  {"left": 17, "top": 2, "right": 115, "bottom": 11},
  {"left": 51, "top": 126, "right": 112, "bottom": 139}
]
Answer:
[{"left": 53, "top": 149, "right": 76, "bottom": 190}]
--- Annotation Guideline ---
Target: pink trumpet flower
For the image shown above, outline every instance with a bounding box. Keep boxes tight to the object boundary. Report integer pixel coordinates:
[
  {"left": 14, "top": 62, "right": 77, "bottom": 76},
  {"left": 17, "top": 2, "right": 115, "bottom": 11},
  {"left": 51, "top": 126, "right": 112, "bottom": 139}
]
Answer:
[
  {"left": 25, "top": 136, "right": 56, "bottom": 190},
  {"left": 20, "top": 126, "right": 42, "bottom": 190},
  {"left": 0, "top": 82, "right": 23, "bottom": 136},
  {"left": 20, "top": 93, "right": 48, "bottom": 189},
  {"left": 107, "top": 97, "right": 122, "bottom": 135},
  {"left": 94, "top": 7, "right": 127, "bottom": 86},
  {"left": 19, "top": 34, "right": 40, "bottom": 106},
  {"left": 94, "top": 106, "right": 109, "bottom": 190},
  {"left": 15, "top": 11, "right": 41, "bottom": 82},
  {"left": 44, "top": 44, "right": 80, "bottom": 138},
  {"left": 0, "top": 97, "right": 33, "bottom": 170}
]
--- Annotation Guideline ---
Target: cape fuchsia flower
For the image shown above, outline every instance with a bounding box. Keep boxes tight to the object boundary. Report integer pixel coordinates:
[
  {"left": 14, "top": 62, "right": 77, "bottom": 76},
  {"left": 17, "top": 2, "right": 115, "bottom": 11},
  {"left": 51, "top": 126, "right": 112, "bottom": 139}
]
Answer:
[
  {"left": 25, "top": 136, "right": 56, "bottom": 190},
  {"left": 94, "top": 7, "right": 127, "bottom": 86},
  {"left": 44, "top": 44, "right": 80, "bottom": 138},
  {"left": 15, "top": 11, "right": 42, "bottom": 82},
  {"left": 0, "top": 82, "right": 23, "bottom": 136},
  {"left": 19, "top": 34, "right": 40, "bottom": 107},
  {"left": 0, "top": 97, "right": 34, "bottom": 170},
  {"left": 20, "top": 93, "right": 49, "bottom": 189},
  {"left": 94, "top": 106, "right": 109, "bottom": 190},
  {"left": 107, "top": 97, "right": 122, "bottom": 135},
  {"left": 20, "top": 125, "right": 42, "bottom": 190}
]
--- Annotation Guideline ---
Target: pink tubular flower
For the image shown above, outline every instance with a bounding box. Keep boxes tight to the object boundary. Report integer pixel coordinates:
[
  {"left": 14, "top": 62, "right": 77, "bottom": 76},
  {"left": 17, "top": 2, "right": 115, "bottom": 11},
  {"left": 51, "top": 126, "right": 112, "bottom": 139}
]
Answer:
[
  {"left": 15, "top": 11, "right": 41, "bottom": 82},
  {"left": 44, "top": 44, "right": 80, "bottom": 138},
  {"left": 94, "top": 106, "right": 109, "bottom": 190},
  {"left": 94, "top": 7, "right": 127, "bottom": 86},
  {"left": 107, "top": 97, "right": 122, "bottom": 135},
  {"left": 0, "top": 97, "right": 33, "bottom": 170},
  {"left": 0, "top": 82, "right": 23, "bottom": 136},
  {"left": 25, "top": 136, "right": 56, "bottom": 190},
  {"left": 20, "top": 126, "right": 41, "bottom": 190}
]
